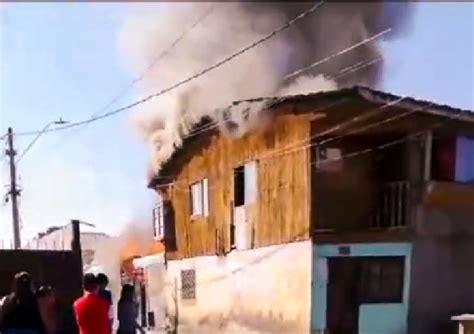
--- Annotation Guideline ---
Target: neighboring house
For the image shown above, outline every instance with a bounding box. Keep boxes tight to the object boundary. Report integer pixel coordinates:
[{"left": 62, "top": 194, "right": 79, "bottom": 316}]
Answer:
[
  {"left": 25, "top": 222, "right": 109, "bottom": 271},
  {"left": 119, "top": 243, "right": 166, "bottom": 333},
  {"left": 131, "top": 254, "right": 168, "bottom": 333},
  {"left": 148, "top": 86, "right": 474, "bottom": 334}
]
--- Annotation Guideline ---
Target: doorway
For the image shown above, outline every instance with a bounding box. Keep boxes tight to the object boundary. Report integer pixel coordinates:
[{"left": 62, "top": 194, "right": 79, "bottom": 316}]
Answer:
[
  {"left": 326, "top": 256, "right": 405, "bottom": 334},
  {"left": 327, "top": 258, "right": 360, "bottom": 334}
]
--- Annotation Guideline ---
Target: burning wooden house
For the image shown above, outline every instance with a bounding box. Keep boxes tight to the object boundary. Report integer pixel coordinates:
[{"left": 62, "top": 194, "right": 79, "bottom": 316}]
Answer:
[{"left": 147, "top": 87, "right": 474, "bottom": 333}]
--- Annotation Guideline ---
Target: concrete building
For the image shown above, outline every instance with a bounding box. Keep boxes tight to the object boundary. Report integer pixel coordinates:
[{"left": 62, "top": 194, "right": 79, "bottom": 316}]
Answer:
[
  {"left": 146, "top": 87, "right": 474, "bottom": 333},
  {"left": 131, "top": 254, "right": 168, "bottom": 333},
  {"left": 25, "top": 222, "right": 109, "bottom": 271}
]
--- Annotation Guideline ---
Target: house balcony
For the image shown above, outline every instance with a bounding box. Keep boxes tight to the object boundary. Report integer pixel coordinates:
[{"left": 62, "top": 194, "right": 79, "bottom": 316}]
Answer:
[
  {"left": 371, "top": 181, "right": 412, "bottom": 229},
  {"left": 313, "top": 181, "right": 413, "bottom": 244}
]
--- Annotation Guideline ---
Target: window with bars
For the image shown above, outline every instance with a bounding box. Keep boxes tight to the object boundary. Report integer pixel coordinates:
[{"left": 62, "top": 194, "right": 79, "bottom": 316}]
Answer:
[
  {"left": 189, "top": 179, "right": 209, "bottom": 217},
  {"left": 180, "top": 269, "right": 196, "bottom": 300}
]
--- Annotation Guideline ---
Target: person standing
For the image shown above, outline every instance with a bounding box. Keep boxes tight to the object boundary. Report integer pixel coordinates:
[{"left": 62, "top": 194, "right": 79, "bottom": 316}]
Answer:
[
  {"left": 97, "top": 273, "right": 113, "bottom": 331},
  {"left": 0, "top": 271, "right": 46, "bottom": 334},
  {"left": 117, "top": 284, "right": 144, "bottom": 334},
  {"left": 73, "top": 274, "right": 109, "bottom": 334},
  {"left": 36, "top": 286, "right": 57, "bottom": 334}
]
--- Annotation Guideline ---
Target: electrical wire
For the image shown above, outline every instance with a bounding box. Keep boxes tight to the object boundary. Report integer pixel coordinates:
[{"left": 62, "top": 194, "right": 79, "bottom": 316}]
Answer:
[
  {"left": 140, "top": 110, "right": 466, "bottom": 293},
  {"left": 327, "top": 57, "right": 382, "bottom": 81},
  {"left": 259, "top": 96, "right": 408, "bottom": 160},
  {"left": 9, "top": 21, "right": 389, "bottom": 145},
  {"left": 282, "top": 28, "right": 392, "bottom": 82},
  {"left": 163, "top": 56, "right": 386, "bottom": 142},
  {"left": 13, "top": 2, "right": 325, "bottom": 138},
  {"left": 16, "top": 124, "right": 53, "bottom": 164},
  {"left": 155, "top": 95, "right": 469, "bottom": 192},
  {"left": 156, "top": 93, "right": 410, "bottom": 185},
  {"left": 52, "top": 4, "right": 216, "bottom": 146}
]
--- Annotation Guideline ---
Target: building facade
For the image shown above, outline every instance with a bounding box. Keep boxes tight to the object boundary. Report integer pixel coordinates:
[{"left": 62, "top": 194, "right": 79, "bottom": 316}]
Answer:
[
  {"left": 148, "top": 87, "right": 474, "bottom": 333},
  {"left": 25, "top": 222, "right": 109, "bottom": 271}
]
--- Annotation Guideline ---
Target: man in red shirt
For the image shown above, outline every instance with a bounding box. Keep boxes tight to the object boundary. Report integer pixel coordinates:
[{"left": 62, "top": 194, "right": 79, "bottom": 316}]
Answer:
[{"left": 74, "top": 273, "right": 110, "bottom": 334}]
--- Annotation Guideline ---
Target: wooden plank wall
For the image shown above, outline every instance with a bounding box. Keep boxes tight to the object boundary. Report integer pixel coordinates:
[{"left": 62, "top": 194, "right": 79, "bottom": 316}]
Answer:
[{"left": 162, "top": 113, "right": 312, "bottom": 259}]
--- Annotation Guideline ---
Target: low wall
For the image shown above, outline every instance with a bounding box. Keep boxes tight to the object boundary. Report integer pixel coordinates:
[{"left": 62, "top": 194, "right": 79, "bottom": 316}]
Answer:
[
  {"left": 143, "top": 262, "right": 168, "bottom": 331},
  {"left": 0, "top": 249, "right": 82, "bottom": 333},
  {"left": 164, "top": 240, "right": 312, "bottom": 333}
]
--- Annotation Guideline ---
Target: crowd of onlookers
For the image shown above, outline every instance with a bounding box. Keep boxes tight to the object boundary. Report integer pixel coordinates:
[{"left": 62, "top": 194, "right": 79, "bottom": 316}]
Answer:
[{"left": 0, "top": 271, "right": 144, "bottom": 334}]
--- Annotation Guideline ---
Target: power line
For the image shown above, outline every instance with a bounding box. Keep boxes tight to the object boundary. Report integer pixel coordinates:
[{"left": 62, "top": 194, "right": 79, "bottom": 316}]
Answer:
[
  {"left": 159, "top": 48, "right": 389, "bottom": 142},
  {"left": 328, "top": 57, "right": 382, "bottom": 81},
  {"left": 260, "top": 97, "right": 408, "bottom": 160},
  {"left": 16, "top": 131, "right": 46, "bottom": 164},
  {"left": 10, "top": 18, "right": 389, "bottom": 147},
  {"left": 167, "top": 58, "right": 382, "bottom": 139},
  {"left": 154, "top": 92, "right": 469, "bottom": 191},
  {"left": 13, "top": 2, "right": 325, "bottom": 138},
  {"left": 153, "top": 126, "right": 433, "bottom": 294},
  {"left": 282, "top": 28, "right": 392, "bottom": 82},
  {"left": 52, "top": 4, "right": 216, "bottom": 146},
  {"left": 161, "top": 121, "right": 425, "bottom": 193}
]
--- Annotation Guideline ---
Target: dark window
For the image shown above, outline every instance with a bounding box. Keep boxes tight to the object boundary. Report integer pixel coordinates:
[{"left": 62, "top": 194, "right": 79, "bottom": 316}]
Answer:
[
  {"left": 181, "top": 269, "right": 196, "bottom": 300},
  {"left": 234, "top": 166, "right": 245, "bottom": 207},
  {"left": 359, "top": 256, "right": 404, "bottom": 303},
  {"left": 147, "top": 311, "right": 155, "bottom": 328},
  {"left": 139, "top": 284, "right": 147, "bottom": 327},
  {"left": 233, "top": 163, "right": 257, "bottom": 208},
  {"left": 163, "top": 200, "right": 177, "bottom": 252},
  {"left": 431, "top": 136, "right": 456, "bottom": 181}
]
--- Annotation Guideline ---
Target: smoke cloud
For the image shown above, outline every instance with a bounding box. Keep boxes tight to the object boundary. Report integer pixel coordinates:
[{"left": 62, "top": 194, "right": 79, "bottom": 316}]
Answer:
[
  {"left": 90, "top": 222, "right": 162, "bottom": 308},
  {"left": 118, "top": 2, "right": 413, "bottom": 172}
]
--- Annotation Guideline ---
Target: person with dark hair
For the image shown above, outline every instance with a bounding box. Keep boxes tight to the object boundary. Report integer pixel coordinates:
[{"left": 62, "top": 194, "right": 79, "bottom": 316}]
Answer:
[
  {"left": 0, "top": 271, "right": 46, "bottom": 334},
  {"left": 73, "top": 273, "right": 109, "bottom": 334},
  {"left": 117, "top": 284, "right": 144, "bottom": 334},
  {"left": 97, "top": 273, "right": 113, "bottom": 331},
  {"left": 36, "top": 286, "right": 57, "bottom": 334}
]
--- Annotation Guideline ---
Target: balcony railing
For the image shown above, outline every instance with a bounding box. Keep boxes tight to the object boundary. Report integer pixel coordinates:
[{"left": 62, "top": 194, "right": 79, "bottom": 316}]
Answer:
[{"left": 371, "top": 181, "right": 411, "bottom": 229}]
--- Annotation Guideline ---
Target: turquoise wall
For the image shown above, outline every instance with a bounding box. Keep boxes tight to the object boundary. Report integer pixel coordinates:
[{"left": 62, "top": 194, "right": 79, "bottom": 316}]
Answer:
[
  {"left": 311, "top": 242, "right": 412, "bottom": 334},
  {"left": 359, "top": 304, "right": 407, "bottom": 334}
]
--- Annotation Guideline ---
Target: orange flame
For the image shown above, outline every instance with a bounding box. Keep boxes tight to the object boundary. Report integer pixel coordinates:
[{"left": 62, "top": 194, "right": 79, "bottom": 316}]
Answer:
[{"left": 119, "top": 235, "right": 164, "bottom": 263}]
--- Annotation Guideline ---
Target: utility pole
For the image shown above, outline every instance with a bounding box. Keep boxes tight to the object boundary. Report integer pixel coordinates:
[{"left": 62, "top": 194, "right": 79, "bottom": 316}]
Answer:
[{"left": 6, "top": 128, "right": 21, "bottom": 249}]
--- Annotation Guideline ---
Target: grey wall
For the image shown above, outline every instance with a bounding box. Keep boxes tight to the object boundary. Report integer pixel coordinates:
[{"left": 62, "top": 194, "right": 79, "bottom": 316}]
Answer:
[{"left": 408, "top": 208, "right": 474, "bottom": 334}]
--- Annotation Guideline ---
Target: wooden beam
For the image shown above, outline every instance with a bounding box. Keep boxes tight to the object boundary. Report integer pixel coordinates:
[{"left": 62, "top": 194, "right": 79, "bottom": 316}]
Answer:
[{"left": 424, "top": 131, "right": 433, "bottom": 182}]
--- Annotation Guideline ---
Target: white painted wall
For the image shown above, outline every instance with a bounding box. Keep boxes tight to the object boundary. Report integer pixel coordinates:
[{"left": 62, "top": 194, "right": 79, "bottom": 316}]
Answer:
[
  {"left": 24, "top": 225, "right": 109, "bottom": 270},
  {"left": 145, "top": 263, "right": 168, "bottom": 331},
  {"left": 163, "top": 240, "right": 312, "bottom": 334},
  {"left": 25, "top": 226, "right": 108, "bottom": 251},
  {"left": 132, "top": 254, "right": 168, "bottom": 332}
]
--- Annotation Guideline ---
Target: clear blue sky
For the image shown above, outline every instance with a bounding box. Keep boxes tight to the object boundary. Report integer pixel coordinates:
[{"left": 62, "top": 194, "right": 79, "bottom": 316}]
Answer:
[{"left": 0, "top": 2, "right": 473, "bottom": 245}]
